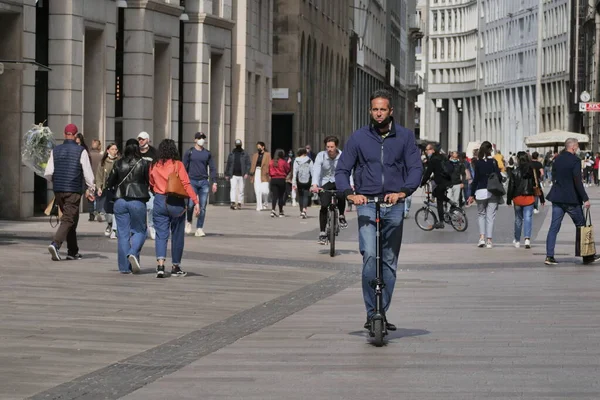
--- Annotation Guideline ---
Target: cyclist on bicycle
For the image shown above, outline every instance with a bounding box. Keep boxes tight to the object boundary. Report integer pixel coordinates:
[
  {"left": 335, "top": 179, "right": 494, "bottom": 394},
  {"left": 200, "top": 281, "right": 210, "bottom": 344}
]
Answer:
[
  {"left": 311, "top": 136, "right": 351, "bottom": 244},
  {"left": 335, "top": 89, "right": 423, "bottom": 331},
  {"left": 421, "top": 145, "right": 457, "bottom": 229}
]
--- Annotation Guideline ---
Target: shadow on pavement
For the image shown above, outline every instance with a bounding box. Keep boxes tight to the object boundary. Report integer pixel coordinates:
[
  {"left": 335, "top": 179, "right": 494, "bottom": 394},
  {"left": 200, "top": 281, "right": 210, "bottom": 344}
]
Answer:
[
  {"left": 348, "top": 328, "right": 430, "bottom": 341},
  {"left": 318, "top": 249, "right": 359, "bottom": 256}
]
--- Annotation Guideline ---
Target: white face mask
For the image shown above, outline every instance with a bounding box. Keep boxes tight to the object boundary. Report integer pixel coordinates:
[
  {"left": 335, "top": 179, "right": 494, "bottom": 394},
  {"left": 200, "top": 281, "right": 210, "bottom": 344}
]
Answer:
[{"left": 197, "top": 139, "right": 205, "bottom": 147}]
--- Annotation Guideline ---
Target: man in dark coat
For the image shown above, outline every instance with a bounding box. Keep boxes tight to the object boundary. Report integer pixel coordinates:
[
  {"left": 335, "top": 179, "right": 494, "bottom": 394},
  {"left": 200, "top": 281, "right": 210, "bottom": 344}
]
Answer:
[{"left": 545, "top": 138, "right": 600, "bottom": 265}]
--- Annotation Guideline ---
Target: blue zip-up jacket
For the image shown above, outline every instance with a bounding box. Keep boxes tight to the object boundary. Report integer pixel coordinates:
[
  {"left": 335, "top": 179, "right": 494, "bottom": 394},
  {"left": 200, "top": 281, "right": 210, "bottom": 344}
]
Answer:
[{"left": 335, "top": 122, "right": 423, "bottom": 197}]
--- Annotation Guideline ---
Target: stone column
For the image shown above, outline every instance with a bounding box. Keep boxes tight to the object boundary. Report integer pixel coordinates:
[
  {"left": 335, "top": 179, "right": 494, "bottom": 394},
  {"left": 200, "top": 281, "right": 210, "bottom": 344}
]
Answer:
[
  {"left": 448, "top": 98, "right": 459, "bottom": 151},
  {"left": 122, "top": 8, "right": 154, "bottom": 140},
  {"left": 0, "top": 0, "right": 36, "bottom": 218},
  {"left": 48, "top": 1, "right": 84, "bottom": 134}
]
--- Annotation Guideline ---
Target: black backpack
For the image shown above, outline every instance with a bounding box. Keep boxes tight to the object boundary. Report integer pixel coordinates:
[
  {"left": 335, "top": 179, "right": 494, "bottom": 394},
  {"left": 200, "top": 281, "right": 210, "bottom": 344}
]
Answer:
[{"left": 440, "top": 157, "right": 454, "bottom": 180}]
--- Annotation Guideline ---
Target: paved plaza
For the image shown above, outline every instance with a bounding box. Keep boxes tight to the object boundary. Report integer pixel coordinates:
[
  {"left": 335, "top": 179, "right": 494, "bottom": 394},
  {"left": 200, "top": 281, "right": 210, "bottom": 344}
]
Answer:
[{"left": 1, "top": 190, "right": 600, "bottom": 399}]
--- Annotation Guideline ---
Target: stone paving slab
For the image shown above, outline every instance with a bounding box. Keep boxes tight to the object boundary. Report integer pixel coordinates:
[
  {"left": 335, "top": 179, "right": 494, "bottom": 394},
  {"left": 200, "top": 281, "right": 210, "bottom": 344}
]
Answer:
[
  {"left": 1, "top": 188, "right": 600, "bottom": 399},
  {"left": 120, "top": 267, "right": 600, "bottom": 400}
]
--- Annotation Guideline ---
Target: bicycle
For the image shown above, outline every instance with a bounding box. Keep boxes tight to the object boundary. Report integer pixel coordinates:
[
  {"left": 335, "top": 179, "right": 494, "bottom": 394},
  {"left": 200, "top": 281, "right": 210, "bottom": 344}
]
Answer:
[
  {"left": 320, "top": 189, "right": 340, "bottom": 257},
  {"left": 415, "top": 183, "right": 468, "bottom": 232}
]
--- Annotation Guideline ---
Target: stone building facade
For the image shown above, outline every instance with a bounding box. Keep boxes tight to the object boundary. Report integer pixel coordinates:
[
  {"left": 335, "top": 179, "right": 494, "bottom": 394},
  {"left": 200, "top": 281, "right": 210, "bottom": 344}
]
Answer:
[
  {"left": 0, "top": 0, "right": 272, "bottom": 218},
  {"left": 418, "top": 0, "right": 572, "bottom": 154},
  {"left": 271, "top": 0, "right": 351, "bottom": 152}
]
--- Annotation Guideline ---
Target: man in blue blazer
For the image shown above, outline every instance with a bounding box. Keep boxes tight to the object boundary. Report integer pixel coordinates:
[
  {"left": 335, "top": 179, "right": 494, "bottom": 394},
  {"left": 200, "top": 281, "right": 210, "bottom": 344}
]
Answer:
[{"left": 545, "top": 138, "right": 600, "bottom": 265}]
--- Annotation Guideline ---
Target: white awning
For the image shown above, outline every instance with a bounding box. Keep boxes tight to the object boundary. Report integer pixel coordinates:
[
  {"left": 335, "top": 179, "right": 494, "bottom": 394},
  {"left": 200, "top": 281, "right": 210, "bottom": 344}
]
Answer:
[{"left": 524, "top": 130, "right": 589, "bottom": 148}]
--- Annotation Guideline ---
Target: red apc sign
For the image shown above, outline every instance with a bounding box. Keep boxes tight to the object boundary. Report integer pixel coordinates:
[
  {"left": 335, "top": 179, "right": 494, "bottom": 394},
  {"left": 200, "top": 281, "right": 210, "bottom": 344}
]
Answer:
[{"left": 580, "top": 102, "right": 600, "bottom": 112}]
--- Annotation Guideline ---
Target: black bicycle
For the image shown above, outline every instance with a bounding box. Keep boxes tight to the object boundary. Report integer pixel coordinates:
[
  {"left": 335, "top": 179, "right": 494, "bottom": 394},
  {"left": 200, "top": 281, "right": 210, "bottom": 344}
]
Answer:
[
  {"left": 415, "top": 183, "right": 468, "bottom": 232},
  {"left": 321, "top": 189, "right": 340, "bottom": 257}
]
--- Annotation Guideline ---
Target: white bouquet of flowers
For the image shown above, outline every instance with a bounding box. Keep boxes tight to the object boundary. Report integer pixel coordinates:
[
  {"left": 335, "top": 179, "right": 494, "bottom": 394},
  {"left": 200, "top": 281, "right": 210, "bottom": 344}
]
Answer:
[{"left": 22, "top": 123, "right": 56, "bottom": 178}]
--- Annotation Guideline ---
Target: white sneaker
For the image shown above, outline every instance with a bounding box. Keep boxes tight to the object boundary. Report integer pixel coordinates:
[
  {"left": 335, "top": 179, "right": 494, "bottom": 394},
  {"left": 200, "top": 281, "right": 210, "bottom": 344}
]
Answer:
[
  {"left": 478, "top": 239, "right": 485, "bottom": 248},
  {"left": 149, "top": 227, "right": 155, "bottom": 240},
  {"left": 524, "top": 238, "right": 531, "bottom": 249},
  {"left": 195, "top": 228, "right": 206, "bottom": 237},
  {"left": 110, "top": 230, "right": 117, "bottom": 239},
  {"left": 185, "top": 222, "right": 192, "bottom": 234},
  {"left": 292, "top": 201, "right": 298, "bottom": 207},
  {"left": 486, "top": 240, "right": 493, "bottom": 249},
  {"left": 533, "top": 209, "right": 540, "bottom": 214},
  {"left": 513, "top": 239, "right": 520, "bottom": 248}
]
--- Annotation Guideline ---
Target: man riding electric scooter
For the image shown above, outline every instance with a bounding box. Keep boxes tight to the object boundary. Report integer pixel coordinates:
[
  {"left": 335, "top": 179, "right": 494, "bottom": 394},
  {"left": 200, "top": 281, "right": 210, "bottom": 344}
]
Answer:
[{"left": 336, "top": 89, "right": 423, "bottom": 335}]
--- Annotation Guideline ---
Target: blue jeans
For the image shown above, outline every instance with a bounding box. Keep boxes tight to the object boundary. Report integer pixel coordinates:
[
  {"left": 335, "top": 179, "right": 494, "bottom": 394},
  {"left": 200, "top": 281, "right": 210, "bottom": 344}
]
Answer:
[
  {"left": 187, "top": 179, "right": 209, "bottom": 228},
  {"left": 153, "top": 193, "right": 187, "bottom": 265},
  {"left": 357, "top": 202, "right": 404, "bottom": 319},
  {"left": 514, "top": 204, "right": 534, "bottom": 241},
  {"left": 544, "top": 166, "right": 552, "bottom": 182},
  {"left": 546, "top": 203, "right": 585, "bottom": 257},
  {"left": 113, "top": 199, "right": 147, "bottom": 273}
]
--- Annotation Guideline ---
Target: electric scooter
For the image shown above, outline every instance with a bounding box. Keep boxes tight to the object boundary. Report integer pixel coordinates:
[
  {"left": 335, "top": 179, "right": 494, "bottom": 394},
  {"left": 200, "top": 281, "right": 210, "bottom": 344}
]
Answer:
[{"left": 367, "top": 197, "right": 387, "bottom": 347}]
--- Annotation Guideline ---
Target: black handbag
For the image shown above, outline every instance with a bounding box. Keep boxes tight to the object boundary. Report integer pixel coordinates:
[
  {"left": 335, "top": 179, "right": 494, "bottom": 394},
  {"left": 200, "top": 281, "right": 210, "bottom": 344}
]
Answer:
[{"left": 487, "top": 172, "right": 506, "bottom": 196}]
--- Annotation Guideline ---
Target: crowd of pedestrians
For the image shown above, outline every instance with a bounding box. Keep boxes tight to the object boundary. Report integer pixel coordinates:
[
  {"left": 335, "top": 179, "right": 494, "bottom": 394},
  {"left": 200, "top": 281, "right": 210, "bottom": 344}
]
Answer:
[{"left": 41, "top": 87, "right": 600, "bottom": 331}]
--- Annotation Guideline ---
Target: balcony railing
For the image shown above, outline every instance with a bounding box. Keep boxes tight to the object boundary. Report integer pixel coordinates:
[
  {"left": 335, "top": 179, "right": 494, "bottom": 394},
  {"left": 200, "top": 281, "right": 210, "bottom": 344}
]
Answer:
[
  {"left": 408, "top": 14, "right": 424, "bottom": 39},
  {"left": 406, "top": 73, "right": 425, "bottom": 94}
]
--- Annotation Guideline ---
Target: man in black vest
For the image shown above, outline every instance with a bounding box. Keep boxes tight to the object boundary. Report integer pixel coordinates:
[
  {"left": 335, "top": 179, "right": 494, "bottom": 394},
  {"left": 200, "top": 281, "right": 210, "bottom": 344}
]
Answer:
[{"left": 45, "top": 124, "right": 96, "bottom": 261}]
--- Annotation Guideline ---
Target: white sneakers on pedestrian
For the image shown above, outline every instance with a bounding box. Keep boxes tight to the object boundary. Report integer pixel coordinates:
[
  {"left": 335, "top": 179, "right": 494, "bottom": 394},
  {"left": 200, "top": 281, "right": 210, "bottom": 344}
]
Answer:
[
  {"left": 486, "top": 240, "right": 493, "bottom": 249},
  {"left": 478, "top": 238, "right": 485, "bottom": 248},
  {"left": 185, "top": 222, "right": 192, "bottom": 234},
  {"left": 524, "top": 238, "right": 531, "bottom": 249},
  {"left": 195, "top": 228, "right": 206, "bottom": 237},
  {"left": 513, "top": 239, "right": 520, "bottom": 248},
  {"left": 110, "top": 230, "right": 117, "bottom": 239},
  {"left": 149, "top": 227, "right": 155, "bottom": 240}
]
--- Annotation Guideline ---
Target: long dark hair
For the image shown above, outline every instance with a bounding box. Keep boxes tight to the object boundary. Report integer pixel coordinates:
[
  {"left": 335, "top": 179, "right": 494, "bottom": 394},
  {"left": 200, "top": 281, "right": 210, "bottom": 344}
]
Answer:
[
  {"left": 517, "top": 151, "right": 533, "bottom": 176},
  {"left": 273, "top": 148, "right": 285, "bottom": 162},
  {"left": 156, "top": 139, "right": 180, "bottom": 165},
  {"left": 101, "top": 142, "right": 118, "bottom": 166},
  {"left": 477, "top": 141, "right": 493, "bottom": 160},
  {"left": 123, "top": 138, "right": 141, "bottom": 163},
  {"left": 75, "top": 133, "right": 91, "bottom": 163}
]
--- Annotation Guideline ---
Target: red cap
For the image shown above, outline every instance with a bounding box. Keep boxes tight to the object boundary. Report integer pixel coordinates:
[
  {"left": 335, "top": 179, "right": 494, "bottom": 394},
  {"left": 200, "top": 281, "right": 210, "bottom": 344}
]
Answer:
[{"left": 64, "top": 124, "right": 78, "bottom": 135}]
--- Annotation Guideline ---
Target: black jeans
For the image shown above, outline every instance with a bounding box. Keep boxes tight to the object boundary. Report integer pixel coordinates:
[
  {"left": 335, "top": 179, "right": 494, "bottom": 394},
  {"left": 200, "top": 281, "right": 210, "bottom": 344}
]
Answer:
[
  {"left": 319, "top": 182, "right": 346, "bottom": 232},
  {"left": 296, "top": 182, "right": 311, "bottom": 211},
  {"left": 270, "top": 178, "right": 287, "bottom": 212},
  {"left": 433, "top": 183, "right": 451, "bottom": 221}
]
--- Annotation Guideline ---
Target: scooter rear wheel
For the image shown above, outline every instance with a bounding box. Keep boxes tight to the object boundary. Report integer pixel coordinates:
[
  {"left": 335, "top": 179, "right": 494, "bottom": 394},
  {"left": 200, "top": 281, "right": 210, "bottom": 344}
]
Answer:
[{"left": 372, "top": 318, "right": 384, "bottom": 347}]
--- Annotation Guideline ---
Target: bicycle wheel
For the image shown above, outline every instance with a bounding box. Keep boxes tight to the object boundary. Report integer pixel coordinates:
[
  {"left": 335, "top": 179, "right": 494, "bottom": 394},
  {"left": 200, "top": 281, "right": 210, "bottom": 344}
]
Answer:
[
  {"left": 372, "top": 318, "right": 384, "bottom": 347},
  {"left": 328, "top": 209, "right": 336, "bottom": 257},
  {"left": 415, "top": 207, "right": 437, "bottom": 231},
  {"left": 450, "top": 208, "right": 468, "bottom": 232}
]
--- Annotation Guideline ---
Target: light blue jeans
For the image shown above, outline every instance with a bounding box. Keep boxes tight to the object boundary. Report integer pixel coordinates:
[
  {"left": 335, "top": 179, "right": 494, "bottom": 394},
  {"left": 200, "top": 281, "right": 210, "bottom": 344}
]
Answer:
[
  {"left": 514, "top": 204, "right": 534, "bottom": 241},
  {"left": 404, "top": 196, "right": 412, "bottom": 216},
  {"left": 357, "top": 202, "right": 404, "bottom": 319},
  {"left": 187, "top": 179, "right": 209, "bottom": 229},
  {"left": 113, "top": 199, "right": 147, "bottom": 273}
]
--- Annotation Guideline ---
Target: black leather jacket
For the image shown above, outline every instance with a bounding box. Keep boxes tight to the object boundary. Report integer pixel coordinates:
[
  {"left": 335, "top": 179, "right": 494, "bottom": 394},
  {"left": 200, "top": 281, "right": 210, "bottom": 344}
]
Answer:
[
  {"left": 507, "top": 165, "right": 536, "bottom": 204},
  {"left": 106, "top": 158, "right": 151, "bottom": 202}
]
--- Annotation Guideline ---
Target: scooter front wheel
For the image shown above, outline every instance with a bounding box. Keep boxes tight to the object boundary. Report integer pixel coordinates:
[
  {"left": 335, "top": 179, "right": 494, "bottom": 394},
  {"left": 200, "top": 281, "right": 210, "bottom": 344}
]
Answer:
[{"left": 372, "top": 319, "right": 384, "bottom": 347}]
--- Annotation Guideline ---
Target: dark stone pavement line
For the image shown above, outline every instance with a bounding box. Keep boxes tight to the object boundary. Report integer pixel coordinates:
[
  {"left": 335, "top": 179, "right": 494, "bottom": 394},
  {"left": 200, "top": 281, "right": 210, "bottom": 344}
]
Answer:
[{"left": 27, "top": 267, "right": 361, "bottom": 400}]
